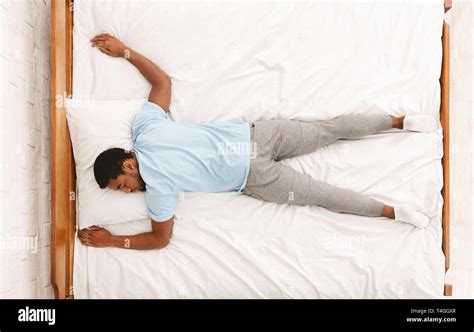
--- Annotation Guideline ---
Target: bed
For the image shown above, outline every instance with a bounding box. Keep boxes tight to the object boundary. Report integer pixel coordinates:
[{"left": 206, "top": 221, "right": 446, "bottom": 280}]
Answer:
[{"left": 51, "top": 0, "right": 453, "bottom": 298}]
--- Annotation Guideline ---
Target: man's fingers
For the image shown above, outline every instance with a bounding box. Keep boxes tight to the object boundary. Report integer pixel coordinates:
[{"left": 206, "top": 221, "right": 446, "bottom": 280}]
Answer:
[
  {"left": 80, "top": 237, "right": 93, "bottom": 244},
  {"left": 78, "top": 230, "right": 91, "bottom": 237},
  {"left": 91, "top": 37, "right": 108, "bottom": 42},
  {"left": 79, "top": 234, "right": 90, "bottom": 241},
  {"left": 98, "top": 47, "right": 111, "bottom": 55},
  {"left": 91, "top": 33, "right": 113, "bottom": 41}
]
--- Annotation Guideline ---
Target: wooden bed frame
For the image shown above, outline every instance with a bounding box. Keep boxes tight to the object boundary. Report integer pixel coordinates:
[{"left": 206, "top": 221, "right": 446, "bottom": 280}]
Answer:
[{"left": 50, "top": 0, "right": 453, "bottom": 299}]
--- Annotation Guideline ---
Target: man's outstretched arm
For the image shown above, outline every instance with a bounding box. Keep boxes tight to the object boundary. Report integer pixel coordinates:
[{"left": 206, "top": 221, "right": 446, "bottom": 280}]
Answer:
[
  {"left": 78, "top": 216, "right": 174, "bottom": 250},
  {"left": 91, "top": 33, "right": 172, "bottom": 112}
]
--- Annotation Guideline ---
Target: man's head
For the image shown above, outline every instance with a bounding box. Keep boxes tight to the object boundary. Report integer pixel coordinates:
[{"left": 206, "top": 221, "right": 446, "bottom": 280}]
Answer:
[{"left": 93, "top": 148, "right": 146, "bottom": 193}]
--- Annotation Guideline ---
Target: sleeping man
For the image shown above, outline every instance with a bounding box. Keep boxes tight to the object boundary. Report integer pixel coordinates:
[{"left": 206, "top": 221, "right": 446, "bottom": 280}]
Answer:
[{"left": 78, "top": 34, "right": 438, "bottom": 250}]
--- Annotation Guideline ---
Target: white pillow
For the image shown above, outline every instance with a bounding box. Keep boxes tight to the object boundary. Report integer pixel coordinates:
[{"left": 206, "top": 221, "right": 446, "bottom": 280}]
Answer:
[{"left": 65, "top": 99, "right": 149, "bottom": 229}]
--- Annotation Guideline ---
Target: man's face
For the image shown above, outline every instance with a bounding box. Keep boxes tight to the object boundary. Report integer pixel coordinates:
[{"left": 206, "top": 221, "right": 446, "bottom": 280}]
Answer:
[{"left": 107, "top": 159, "right": 146, "bottom": 193}]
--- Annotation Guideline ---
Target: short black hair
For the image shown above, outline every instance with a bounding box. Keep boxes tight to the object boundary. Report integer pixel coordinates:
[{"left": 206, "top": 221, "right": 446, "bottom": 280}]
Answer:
[{"left": 93, "top": 148, "right": 133, "bottom": 189}]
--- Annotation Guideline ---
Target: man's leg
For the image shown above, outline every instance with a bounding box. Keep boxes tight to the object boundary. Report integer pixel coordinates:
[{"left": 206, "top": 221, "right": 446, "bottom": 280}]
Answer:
[
  {"left": 244, "top": 159, "right": 385, "bottom": 217},
  {"left": 253, "top": 114, "right": 395, "bottom": 161},
  {"left": 244, "top": 160, "right": 430, "bottom": 227}
]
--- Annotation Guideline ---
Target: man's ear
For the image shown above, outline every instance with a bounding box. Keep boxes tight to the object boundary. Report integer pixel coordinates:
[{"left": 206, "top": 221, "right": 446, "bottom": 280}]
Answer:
[{"left": 122, "top": 159, "right": 136, "bottom": 171}]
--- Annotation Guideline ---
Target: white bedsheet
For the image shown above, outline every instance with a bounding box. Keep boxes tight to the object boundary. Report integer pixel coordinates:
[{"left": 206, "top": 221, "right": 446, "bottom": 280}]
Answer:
[{"left": 72, "top": 0, "right": 447, "bottom": 298}]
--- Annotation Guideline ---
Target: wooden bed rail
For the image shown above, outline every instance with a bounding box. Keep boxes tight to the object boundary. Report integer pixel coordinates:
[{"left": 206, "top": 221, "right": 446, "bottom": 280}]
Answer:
[
  {"left": 50, "top": 0, "right": 75, "bottom": 299},
  {"left": 441, "top": 18, "right": 452, "bottom": 297}
]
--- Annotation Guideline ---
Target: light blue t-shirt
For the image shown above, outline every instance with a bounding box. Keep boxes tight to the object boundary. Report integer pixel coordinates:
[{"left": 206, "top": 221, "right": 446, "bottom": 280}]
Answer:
[{"left": 132, "top": 101, "right": 251, "bottom": 222}]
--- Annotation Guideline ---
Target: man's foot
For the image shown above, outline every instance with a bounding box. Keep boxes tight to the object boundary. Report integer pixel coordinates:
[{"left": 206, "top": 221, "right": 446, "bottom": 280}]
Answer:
[
  {"left": 394, "top": 206, "right": 430, "bottom": 228},
  {"left": 403, "top": 114, "right": 438, "bottom": 132}
]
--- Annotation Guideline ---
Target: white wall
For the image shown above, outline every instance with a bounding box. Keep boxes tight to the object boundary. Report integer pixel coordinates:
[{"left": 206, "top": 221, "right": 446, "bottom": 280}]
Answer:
[{"left": 0, "top": 0, "right": 53, "bottom": 299}]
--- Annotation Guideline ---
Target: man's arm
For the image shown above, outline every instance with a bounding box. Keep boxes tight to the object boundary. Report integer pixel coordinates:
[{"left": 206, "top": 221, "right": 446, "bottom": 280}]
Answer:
[
  {"left": 90, "top": 33, "right": 172, "bottom": 112},
  {"left": 78, "top": 216, "right": 174, "bottom": 250}
]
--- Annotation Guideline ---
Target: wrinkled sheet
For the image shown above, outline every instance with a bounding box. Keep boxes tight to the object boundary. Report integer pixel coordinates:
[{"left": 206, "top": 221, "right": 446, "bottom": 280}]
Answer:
[{"left": 72, "top": 0, "right": 447, "bottom": 298}]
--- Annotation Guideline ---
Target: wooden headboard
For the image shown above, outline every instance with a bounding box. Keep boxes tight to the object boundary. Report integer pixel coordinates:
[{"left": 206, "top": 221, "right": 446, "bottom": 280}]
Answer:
[
  {"left": 50, "top": 0, "right": 453, "bottom": 298},
  {"left": 51, "top": 0, "right": 75, "bottom": 299}
]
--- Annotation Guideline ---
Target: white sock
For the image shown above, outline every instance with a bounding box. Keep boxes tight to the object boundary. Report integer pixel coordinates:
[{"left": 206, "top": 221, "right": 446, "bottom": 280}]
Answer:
[
  {"left": 403, "top": 114, "right": 438, "bottom": 132},
  {"left": 394, "top": 206, "right": 430, "bottom": 228}
]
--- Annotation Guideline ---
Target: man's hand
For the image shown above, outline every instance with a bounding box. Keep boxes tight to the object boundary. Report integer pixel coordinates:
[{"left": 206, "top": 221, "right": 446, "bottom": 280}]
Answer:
[
  {"left": 78, "top": 226, "right": 112, "bottom": 248},
  {"left": 90, "top": 33, "right": 171, "bottom": 111},
  {"left": 77, "top": 218, "right": 174, "bottom": 250},
  {"left": 90, "top": 33, "right": 127, "bottom": 58}
]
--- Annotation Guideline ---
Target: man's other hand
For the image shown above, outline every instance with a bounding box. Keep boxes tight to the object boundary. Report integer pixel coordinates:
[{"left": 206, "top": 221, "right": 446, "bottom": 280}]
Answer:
[
  {"left": 78, "top": 226, "right": 112, "bottom": 248},
  {"left": 90, "top": 33, "right": 127, "bottom": 58}
]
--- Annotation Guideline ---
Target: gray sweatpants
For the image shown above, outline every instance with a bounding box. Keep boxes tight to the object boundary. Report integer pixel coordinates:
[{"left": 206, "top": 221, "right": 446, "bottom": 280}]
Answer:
[{"left": 242, "top": 114, "right": 393, "bottom": 217}]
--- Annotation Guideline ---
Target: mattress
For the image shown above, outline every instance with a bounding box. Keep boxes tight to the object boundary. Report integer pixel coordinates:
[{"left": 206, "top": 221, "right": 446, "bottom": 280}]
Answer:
[{"left": 72, "top": 0, "right": 447, "bottom": 298}]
